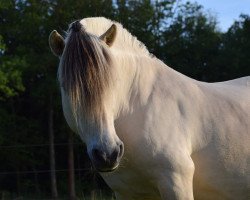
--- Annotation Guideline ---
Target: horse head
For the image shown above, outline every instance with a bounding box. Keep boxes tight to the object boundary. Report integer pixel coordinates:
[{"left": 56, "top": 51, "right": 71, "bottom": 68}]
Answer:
[{"left": 49, "top": 20, "right": 123, "bottom": 172}]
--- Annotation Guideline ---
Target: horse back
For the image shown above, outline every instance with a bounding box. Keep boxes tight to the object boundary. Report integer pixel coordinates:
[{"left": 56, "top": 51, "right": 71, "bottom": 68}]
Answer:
[{"left": 218, "top": 76, "right": 250, "bottom": 87}]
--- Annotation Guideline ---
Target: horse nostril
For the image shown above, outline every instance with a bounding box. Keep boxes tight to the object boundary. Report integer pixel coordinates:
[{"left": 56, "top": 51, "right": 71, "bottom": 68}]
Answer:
[
  {"left": 92, "top": 148, "right": 106, "bottom": 163},
  {"left": 118, "top": 143, "right": 124, "bottom": 158},
  {"left": 110, "top": 149, "right": 119, "bottom": 163},
  {"left": 110, "top": 143, "right": 124, "bottom": 163}
]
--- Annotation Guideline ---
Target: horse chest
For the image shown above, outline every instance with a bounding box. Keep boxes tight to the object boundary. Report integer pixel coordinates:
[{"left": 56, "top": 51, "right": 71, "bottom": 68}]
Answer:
[{"left": 101, "top": 168, "right": 161, "bottom": 199}]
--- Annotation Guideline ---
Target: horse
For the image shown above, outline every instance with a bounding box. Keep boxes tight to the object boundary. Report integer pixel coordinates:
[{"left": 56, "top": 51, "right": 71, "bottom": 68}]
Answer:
[{"left": 49, "top": 17, "right": 250, "bottom": 200}]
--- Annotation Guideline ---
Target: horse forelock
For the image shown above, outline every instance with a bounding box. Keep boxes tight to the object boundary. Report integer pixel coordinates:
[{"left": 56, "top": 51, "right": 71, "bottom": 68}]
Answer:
[{"left": 60, "top": 26, "right": 113, "bottom": 125}]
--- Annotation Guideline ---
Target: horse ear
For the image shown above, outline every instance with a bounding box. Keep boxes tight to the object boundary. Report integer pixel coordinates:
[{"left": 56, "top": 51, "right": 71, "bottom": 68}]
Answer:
[
  {"left": 100, "top": 24, "right": 117, "bottom": 46},
  {"left": 49, "top": 30, "right": 65, "bottom": 56}
]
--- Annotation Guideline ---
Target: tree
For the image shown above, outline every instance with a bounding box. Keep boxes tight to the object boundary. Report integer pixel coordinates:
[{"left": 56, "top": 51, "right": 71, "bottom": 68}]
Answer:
[
  {"left": 218, "top": 15, "right": 250, "bottom": 80},
  {"left": 68, "top": 131, "right": 76, "bottom": 200},
  {"left": 115, "top": 0, "right": 176, "bottom": 55},
  {"left": 162, "top": 2, "right": 222, "bottom": 81}
]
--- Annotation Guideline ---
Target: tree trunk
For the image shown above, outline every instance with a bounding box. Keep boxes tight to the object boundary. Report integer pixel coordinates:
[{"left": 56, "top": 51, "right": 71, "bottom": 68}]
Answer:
[
  {"left": 68, "top": 131, "right": 76, "bottom": 200},
  {"left": 49, "top": 94, "right": 58, "bottom": 199},
  {"left": 16, "top": 169, "right": 21, "bottom": 197},
  {"left": 33, "top": 168, "right": 41, "bottom": 196}
]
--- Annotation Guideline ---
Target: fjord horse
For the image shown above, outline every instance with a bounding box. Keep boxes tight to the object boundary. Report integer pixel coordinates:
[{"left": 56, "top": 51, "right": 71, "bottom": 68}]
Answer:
[{"left": 49, "top": 17, "right": 250, "bottom": 199}]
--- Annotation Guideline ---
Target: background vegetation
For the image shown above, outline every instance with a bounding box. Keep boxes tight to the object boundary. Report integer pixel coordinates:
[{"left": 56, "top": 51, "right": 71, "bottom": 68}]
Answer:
[{"left": 0, "top": 0, "right": 249, "bottom": 199}]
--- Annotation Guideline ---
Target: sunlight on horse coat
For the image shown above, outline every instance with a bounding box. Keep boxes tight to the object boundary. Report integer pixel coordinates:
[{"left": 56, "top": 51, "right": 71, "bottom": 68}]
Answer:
[{"left": 49, "top": 17, "right": 250, "bottom": 200}]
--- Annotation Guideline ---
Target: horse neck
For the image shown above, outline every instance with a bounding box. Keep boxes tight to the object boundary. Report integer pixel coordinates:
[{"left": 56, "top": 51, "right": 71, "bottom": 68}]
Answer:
[
  {"left": 110, "top": 50, "right": 189, "bottom": 119},
  {"left": 110, "top": 50, "right": 214, "bottom": 154}
]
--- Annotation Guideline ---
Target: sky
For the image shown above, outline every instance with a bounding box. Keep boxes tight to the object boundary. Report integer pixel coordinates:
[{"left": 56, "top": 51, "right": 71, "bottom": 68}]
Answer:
[{"left": 184, "top": 0, "right": 250, "bottom": 32}]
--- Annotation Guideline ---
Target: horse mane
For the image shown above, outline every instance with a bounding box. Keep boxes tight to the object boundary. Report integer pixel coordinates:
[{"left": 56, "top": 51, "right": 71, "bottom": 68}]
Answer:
[
  {"left": 60, "top": 21, "right": 112, "bottom": 124},
  {"left": 80, "top": 17, "right": 152, "bottom": 57}
]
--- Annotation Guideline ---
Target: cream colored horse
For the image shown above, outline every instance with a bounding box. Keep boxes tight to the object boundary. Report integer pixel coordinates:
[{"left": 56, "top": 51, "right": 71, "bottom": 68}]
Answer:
[{"left": 49, "top": 17, "right": 250, "bottom": 200}]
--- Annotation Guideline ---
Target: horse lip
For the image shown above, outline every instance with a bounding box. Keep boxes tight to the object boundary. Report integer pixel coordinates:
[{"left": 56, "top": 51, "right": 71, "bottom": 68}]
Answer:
[{"left": 96, "top": 164, "right": 119, "bottom": 173}]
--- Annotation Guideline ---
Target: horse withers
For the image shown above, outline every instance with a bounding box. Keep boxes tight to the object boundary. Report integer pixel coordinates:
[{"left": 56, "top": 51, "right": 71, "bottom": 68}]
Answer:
[{"left": 49, "top": 17, "right": 250, "bottom": 200}]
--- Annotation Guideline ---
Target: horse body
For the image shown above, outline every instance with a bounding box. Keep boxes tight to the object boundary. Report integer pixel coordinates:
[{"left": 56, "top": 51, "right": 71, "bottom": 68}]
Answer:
[
  {"left": 49, "top": 17, "right": 250, "bottom": 199},
  {"left": 192, "top": 78, "right": 250, "bottom": 199},
  {"left": 107, "top": 57, "right": 250, "bottom": 199}
]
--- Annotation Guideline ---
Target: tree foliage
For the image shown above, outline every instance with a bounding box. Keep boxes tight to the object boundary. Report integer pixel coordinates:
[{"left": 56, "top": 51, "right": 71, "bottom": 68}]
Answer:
[
  {"left": 218, "top": 15, "right": 250, "bottom": 80},
  {"left": 161, "top": 2, "right": 221, "bottom": 80}
]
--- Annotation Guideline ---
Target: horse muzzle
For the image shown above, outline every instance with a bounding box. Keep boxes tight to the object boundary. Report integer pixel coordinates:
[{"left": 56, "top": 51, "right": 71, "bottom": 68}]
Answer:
[{"left": 91, "top": 142, "right": 124, "bottom": 172}]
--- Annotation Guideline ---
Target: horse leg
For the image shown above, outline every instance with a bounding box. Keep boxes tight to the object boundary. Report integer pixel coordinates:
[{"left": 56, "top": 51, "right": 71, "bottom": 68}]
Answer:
[{"left": 157, "top": 158, "right": 195, "bottom": 200}]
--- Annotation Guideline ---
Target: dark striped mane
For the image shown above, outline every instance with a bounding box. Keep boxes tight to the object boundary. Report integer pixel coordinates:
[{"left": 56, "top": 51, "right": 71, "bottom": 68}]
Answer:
[{"left": 60, "top": 21, "right": 112, "bottom": 123}]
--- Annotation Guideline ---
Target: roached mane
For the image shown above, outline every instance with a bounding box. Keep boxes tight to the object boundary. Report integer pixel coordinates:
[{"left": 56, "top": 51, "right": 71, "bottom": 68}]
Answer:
[{"left": 60, "top": 21, "right": 112, "bottom": 124}]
